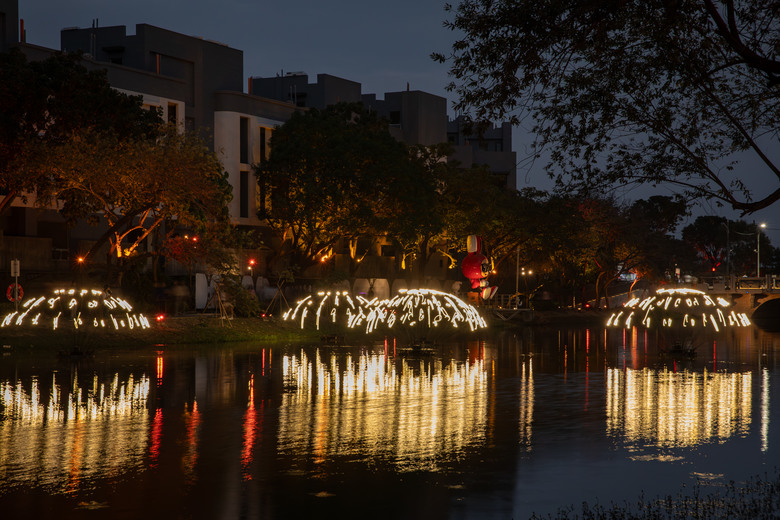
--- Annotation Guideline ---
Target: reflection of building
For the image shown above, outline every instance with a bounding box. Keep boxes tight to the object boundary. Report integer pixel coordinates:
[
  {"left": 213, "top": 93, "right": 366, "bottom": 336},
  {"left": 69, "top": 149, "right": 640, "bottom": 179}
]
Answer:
[
  {"left": 606, "top": 367, "right": 752, "bottom": 446},
  {"left": 279, "top": 348, "right": 490, "bottom": 470}
]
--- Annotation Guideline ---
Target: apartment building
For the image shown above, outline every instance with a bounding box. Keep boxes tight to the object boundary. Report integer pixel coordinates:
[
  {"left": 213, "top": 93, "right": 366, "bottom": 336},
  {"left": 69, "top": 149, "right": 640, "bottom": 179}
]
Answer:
[
  {"left": 250, "top": 72, "right": 517, "bottom": 189},
  {"left": 1, "top": 0, "right": 516, "bottom": 292},
  {"left": 1, "top": 8, "right": 298, "bottom": 275},
  {"left": 60, "top": 23, "right": 297, "bottom": 229}
]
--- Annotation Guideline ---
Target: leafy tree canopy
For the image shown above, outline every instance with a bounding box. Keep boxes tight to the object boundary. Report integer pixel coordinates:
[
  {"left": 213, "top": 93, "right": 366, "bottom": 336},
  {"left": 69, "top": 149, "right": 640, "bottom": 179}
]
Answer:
[
  {"left": 0, "top": 49, "right": 161, "bottom": 214},
  {"left": 682, "top": 215, "right": 775, "bottom": 275},
  {"left": 257, "top": 103, "right": 425, "bottom": 273},
  {"left": 25, "top": 125, "right": 231, "bottom": 269},
  {"left": 434, "top": 0, "right": 780, "bottom": 214}
]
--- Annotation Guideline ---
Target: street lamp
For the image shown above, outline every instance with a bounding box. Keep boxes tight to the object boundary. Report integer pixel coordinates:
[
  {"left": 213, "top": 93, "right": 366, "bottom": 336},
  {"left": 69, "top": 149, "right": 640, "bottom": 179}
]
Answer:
[
  {"left": 757, "top": 222, "right": 766, "bottom": 277},
  {"left": 721, "top": 221, "right": 730, "bottom": 282}
]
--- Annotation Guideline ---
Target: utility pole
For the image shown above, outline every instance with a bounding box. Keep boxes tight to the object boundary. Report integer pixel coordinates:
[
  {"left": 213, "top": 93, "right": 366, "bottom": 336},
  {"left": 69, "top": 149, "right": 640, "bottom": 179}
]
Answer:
[{"left": 757, "top": 222, "right": 766, "bottom": 277}]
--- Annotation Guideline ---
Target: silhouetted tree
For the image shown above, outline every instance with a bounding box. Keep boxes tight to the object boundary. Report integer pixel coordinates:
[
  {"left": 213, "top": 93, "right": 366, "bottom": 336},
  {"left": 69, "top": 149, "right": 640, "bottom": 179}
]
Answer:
[{"left": 434, "top": 0, "right": 780, "bottom": 214}]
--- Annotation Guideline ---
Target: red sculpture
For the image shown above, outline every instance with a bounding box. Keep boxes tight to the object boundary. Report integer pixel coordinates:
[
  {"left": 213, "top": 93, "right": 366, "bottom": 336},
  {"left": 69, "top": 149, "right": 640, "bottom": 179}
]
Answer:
[{"left": 461, "top": 235, "right": 498, "bottom": 300}]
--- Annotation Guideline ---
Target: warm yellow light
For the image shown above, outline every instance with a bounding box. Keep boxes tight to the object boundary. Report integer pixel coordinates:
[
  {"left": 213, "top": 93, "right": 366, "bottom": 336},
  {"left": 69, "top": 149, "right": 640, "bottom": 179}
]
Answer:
[
  {"left": 1, "top": 287, "right": 151, "bottom": 330},
  {"left": 607, "top": 287, "right": 749, "bottom": 329},
  {"left": 283, "top": 288, "right": 487, "bottom": 333}
]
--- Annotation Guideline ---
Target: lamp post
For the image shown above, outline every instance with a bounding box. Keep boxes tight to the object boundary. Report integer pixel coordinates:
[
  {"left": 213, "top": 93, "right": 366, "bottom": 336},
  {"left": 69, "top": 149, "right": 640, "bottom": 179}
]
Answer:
[
  {"left": 721, "top": 221, "right": 730, "bottom": 280},
  {"left": 757, "top": 222, "right": 766, "bottom": 277}
]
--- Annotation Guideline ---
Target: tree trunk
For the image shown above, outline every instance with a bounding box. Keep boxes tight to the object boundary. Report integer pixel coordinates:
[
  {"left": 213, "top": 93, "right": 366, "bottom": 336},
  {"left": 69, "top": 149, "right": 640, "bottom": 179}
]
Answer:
[{"left": 0, "top": 190, "right": 19, "bottom": 216}]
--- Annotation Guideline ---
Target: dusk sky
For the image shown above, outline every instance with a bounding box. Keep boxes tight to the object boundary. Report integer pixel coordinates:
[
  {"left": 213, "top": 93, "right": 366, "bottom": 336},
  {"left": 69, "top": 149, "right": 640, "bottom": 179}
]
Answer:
[
  {"left": 18, "top": 0, "right": 779, "bottom": 244},
  {"left": 20, "top": 0, "right": 456, "bottom": 107}
]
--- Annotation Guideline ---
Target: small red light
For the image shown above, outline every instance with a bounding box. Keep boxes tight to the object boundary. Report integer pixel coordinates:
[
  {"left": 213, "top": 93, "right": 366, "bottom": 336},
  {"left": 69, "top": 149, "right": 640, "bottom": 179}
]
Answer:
[{"left": 156, "top": 313, "right": 165, "bottom": 322}]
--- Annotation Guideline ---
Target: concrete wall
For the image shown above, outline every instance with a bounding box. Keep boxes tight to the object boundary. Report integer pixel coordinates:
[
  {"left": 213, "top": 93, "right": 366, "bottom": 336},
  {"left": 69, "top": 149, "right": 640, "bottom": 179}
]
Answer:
[
  {"left": 61, "top": 23, "right": 243, "bottom": 140},
  {"left": 213, "top": 93, "right": 297, "bottom": 224},
  {"left": 0, "top": 0, "right": 18, "bottom": 51},
  {"left": 0, "top": 234, "right": 54, "bottom": 272},
  {"left": 250, "top": 72, "right": 362, "bottom": 108}
]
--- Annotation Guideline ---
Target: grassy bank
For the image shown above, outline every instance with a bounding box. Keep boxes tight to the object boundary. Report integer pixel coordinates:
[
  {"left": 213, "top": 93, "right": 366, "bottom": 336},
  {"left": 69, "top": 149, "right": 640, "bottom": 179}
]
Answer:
[
  {"left": 531, "top": 469, "right": 780, "bottom": 519},
  {"left": 0, "top": 314, "right": 325, "bottom": 352},
  {"left": 1, "top": 308, "right": 613, "bottom": 352}
]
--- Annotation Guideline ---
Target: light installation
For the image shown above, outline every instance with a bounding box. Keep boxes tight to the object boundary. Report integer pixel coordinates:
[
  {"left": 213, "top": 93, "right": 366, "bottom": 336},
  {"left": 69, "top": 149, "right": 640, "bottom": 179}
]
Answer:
[
  {"left": 0, "top": 288, "right": 151, "bottom": 331},
  {"left": 282, "top": 288, "right": 488, "bottom": 334},
  {"left": 606, "top": 287, "right": 750, "bottom": 332}
]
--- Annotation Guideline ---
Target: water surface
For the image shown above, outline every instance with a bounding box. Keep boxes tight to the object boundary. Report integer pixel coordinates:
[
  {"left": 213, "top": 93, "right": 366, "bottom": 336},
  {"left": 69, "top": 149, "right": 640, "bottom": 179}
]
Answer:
[{"left": 1, "top": 324, "right": 778, "bottom": 519}]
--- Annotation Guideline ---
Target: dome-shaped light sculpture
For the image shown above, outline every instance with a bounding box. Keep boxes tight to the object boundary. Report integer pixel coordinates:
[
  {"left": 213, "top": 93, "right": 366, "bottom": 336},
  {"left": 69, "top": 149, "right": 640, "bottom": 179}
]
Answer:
[
  {"left": 283, "top": 288, "right": 487, "bottom": 334},
  {"left": 283, "top": 290, "right": 380, "bottom": 332},
  {"left": 382, "top": 288, "right": 487, "bottom": 332},
  {"left": 1, "top": 288, "right": 151, "bottom": 331},
  {"left": 606, "top": 287, "right": 750, "bottom": 332}
]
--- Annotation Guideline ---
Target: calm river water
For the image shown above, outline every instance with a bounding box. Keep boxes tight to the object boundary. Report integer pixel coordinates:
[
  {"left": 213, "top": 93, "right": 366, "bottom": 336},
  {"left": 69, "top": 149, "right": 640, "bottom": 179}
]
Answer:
[{"left": 1, "top": 323, "right": 779, "bottom": 519}]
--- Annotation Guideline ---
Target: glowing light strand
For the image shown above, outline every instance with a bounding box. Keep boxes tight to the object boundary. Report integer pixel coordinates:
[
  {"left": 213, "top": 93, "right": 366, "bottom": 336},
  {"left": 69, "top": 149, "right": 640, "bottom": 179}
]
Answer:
[
  {"left": 284, "top": 288, "right": 487, "bottom": 333},
  {"left": 606, "top": 287, "right": 750, "bottom": 330},
  {"left": 1, "top": 287, "right": 151, "bottom": 331}
]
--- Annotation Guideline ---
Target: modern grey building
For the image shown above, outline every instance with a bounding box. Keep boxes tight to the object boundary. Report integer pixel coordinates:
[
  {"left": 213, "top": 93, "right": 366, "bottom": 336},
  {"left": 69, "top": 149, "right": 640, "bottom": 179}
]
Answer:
[
  {"left": 448, "top": 117, "right": 517, "bottom": 190},
  {"left": 250, "top": 72, "right": 362, "bottom": 108},
  {"left": 58, "top": 23, "right": 299, "bottom": 230},
  {"left": 249, "top": 71, "right": 517, "bottom": 188},
  {"left": 1, "top": 0, "right": 516, "bottom": 289},
  {"left": 0, "top": 0, "right": 17, "bottom": 51},
  {"left": 1, "top": 4, "right": 298, "bottom": 276}
]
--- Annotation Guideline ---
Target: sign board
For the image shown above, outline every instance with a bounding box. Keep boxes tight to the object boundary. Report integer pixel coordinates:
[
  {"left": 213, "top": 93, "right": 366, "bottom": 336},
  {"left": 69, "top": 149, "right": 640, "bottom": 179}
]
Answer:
[{"left": 10, "top": 259, "right": 20, "bottom": 278}]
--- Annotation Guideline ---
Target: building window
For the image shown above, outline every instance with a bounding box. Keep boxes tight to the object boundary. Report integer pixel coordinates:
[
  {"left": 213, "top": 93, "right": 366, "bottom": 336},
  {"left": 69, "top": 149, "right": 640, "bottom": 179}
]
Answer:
[
  {"left": 167, "top": 103, "right": 177, "bottom": 125},
  {"left": 239, "top": 171, "right": 249, "bottom": 218},
  {"left": 389, "top": 111, "right": 401, "bottom": 125},
  {"left": 240, "top": 117, "right": 249, "bottom": 164}
]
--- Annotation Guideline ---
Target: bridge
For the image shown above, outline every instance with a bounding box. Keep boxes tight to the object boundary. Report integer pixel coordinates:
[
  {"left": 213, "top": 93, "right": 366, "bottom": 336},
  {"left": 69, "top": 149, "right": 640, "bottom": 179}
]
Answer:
[
  {"left": 478, "top": 275, "right": 780, "bottom": 324},
  {"left": 694, "top": 275, "right": 780, "bottom": 316}
]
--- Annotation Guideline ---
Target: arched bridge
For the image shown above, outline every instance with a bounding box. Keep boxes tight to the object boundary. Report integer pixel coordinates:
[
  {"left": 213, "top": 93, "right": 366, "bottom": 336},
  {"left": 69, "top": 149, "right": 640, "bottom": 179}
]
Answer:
[{"left": 697, "top": 275, "right": 780, "bottom": 322}]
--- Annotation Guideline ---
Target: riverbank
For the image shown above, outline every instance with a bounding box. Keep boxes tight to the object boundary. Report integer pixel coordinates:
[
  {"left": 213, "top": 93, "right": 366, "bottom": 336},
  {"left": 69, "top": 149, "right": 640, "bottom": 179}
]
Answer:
[
  {"left": 0, "top": 308, "right": 611, "bottom": 352},
  {"left": 1, "top": 314, "right": 322, "bottom": 351}
]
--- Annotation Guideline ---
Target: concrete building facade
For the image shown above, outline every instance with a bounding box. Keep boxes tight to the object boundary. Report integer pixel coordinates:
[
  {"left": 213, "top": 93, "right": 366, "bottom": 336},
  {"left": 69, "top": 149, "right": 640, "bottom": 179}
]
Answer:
[
  {"left": 1, "top": 0, "right": 517, "bottom": 292},
  {"left": 1, "top": 5, "right": 298, "bottom": 277},
  {"left": 250, "top": 72, "right": 517, "bottom": 188}
]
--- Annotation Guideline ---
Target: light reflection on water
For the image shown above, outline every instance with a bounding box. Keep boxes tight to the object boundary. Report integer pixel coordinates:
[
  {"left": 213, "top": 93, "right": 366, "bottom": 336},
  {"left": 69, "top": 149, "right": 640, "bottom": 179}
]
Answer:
[
  {"left": 0, "top": 370, "right": 149, "bottom": 492},
  {"left": 0, "top": 325, "right": 777, "bottom": 519},
  {"left": 606, "top": 367, "right": 753, "bottom": 448},
  {"left": 278, "top": 347, "right": 490, "bottom": 472}
]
